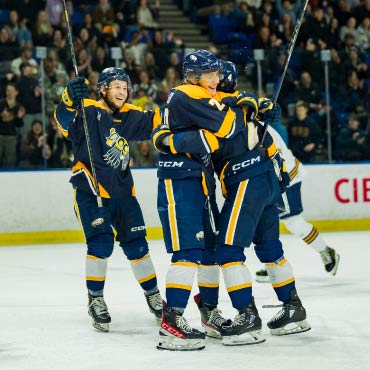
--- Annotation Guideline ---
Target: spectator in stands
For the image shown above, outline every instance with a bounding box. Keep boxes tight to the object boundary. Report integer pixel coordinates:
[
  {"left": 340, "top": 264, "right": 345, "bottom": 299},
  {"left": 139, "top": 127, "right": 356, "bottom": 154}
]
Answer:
[
  {"left": 196, "top": 0, "right": 234, "bottom": 17},
  {"left": 300, "top": 38, "right": 323, "bottom": 84},
  {"left": 0, "top": 82, "right": 24, "bottom": 168},
  {"left": 10, "top": 45, "right": 38, "bottom": 77},
  {"left": 0, "top": 25, "right": 19, "bottom": 63},
  {"left": 91, "top": 0, "right": 116, "bottom": 32},
  {"left": 143, "top": 51, "right": 160, "bottom": 80},
  {"left": 137, "top": 0, "right": 160, "bottom": 30},
  {"left": 334, "top": 0, "right": 352, "bottom": 26},
  {"left": 17, "top": 62, "right": 42, "bottom": 136},
  {"left": 357, "top": 16, "right": 370, "bottom": 51},
  {"left": 121, "top": 49, "right": 139, "bottom": 83},
  {"left": 113, "top": 0, "right": 137, "bottom": 26},
  {"left": 301, "top": 6, "right": 328, "bottom": 44},
  {"left": 168, "top": 50, "right": 182, "bottom": 78},
  {"left": 353, "top": 0, "right": 370, "bottom": 24},
  {"left": 296, "top": 71, "right": 324, "bottom": 115},
  {"left": 326, "top": 17, "right": 340, "bottom": 49},
  {"left": 125, "top": 30, "right": 152, "bottom": 66},
  {"left": 13, "top": 0, "right": 44, "bottom": 33},
  {"left": 339, "top": 16, "right": 359, "bottom": 41},
  {"left": 33, "top": 10, "right": 54, "bottom": 46},
  {"left": 49, "top": 71, "right": 68, "bottom": 108},
  {"left": 132, "top": 140, "right": 157, "bottom": 167},
  {"left": 19, "top": 119, "right": 48, "bottom": 168},
  {"left": 288, "top": 100, "right": 323, "bottom": 163},
  {"left": 45, "top": 0, "right": 64, "bottom": 27},
  {"left": 8, "top": 10, "right": 33, "bottom": 47},
  {"left": 157, "top": 66, "right": 181, "bottom": 104},
  {"left": 91, "top": 46, "right": 112, "bottom": 72},
  {"left": 275, "top": 0, "right": 303, "bottom": 23},
  {"left": 336, "top": 113, "right": 369, "bottom": 161},
  {"left": 73, "top": 48, "right": 93, "bottom": 78},
  {"left": 50, "top": 29, "right": 68, "bottom": 64},
  {"left": 233, "top": 1, "right": 255, "bottom": 34},
  {"left": 133, "top": 68, "right": 158, "bottom": 100}
]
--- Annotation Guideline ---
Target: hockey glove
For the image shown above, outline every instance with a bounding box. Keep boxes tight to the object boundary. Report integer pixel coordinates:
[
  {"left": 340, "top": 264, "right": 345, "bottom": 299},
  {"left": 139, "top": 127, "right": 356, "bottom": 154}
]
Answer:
[
  {"left": 271, "top": 152, "right": 290, "bottom": 194},
  {"left": 258, "top": 98, "right": 281, "bottom": 126},
  {"left": 152, "top": 124, "right": 173, "bottom": 154},
  {"left": 61, "top": 77, "right": 89, "bottom": 109},
  {"left": 236, "top": 92, "right": 259, "bottom": 121}
]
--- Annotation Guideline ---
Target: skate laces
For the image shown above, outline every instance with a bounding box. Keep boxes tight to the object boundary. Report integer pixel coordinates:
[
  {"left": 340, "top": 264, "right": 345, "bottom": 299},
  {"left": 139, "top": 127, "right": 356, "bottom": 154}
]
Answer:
[
  {"left": 90, "top": 296, "right": 109, "bottom": 315},
  {"left": 148, "top": 292, "right": 163, "bottom": 310},
  {"left": 208, "top": 308, "right": 227, "bottom": 327},
  {"left": 175, "top": 315, "right": 193, "bottom": 333}
]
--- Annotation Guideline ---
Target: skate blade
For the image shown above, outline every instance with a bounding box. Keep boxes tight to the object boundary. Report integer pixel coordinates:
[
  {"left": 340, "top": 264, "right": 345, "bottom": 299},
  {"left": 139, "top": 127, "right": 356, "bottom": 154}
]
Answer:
[
  {"left": 157, "top": 335, "right": 205, "bottom": 351},
  {"left": 92, "top": 321, "right": 109, "bottom": 333},
  {"left": 255, "top": 275, "right": 270, "bottom": 283},
  {"left": 201, "top": 323, "right": 222, "bottom": 339},
  {"left": 328, "top": 254, "right": 340, "bottom": 276},
  {"left": 270, "top": 320, "right": 311, "bottom": 336},
  {"left": 222, "top": 330, "right": 266, "bottom": 346}
]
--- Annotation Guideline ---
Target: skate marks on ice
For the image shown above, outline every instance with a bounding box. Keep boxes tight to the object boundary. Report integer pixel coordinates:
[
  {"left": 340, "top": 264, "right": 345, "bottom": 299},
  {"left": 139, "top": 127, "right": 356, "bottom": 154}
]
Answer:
[{"left": 1, "top": 231, "right": 370, "bottom": 370}]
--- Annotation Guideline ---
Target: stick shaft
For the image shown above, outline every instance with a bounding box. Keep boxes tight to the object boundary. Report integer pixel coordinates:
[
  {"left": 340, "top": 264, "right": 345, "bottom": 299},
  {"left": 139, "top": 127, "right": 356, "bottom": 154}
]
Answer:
[{"left": 62, "top": 0, "right": 103, "bottom": 207}]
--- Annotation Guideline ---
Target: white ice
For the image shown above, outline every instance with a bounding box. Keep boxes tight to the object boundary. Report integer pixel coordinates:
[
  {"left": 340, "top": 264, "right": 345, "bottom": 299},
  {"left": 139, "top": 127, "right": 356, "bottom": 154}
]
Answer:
[{"left": 1, "top": 231, "right": 370, "bottom": 370}]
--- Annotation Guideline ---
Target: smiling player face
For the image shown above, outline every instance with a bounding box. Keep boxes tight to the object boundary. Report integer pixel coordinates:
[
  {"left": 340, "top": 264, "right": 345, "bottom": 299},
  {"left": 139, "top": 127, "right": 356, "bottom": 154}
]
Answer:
[
  {"left": 198, "top": 70, "right": 220, "bottom": 96},
  {"left": 101, "top": 80, "right": 128, "bottom": 111}
]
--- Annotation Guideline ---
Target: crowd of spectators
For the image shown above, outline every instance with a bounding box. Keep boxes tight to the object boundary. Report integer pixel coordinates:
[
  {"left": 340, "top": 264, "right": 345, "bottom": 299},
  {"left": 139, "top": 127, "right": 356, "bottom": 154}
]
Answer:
[{"left": 0, "top": 0, "right": 369, "bottom": 169}]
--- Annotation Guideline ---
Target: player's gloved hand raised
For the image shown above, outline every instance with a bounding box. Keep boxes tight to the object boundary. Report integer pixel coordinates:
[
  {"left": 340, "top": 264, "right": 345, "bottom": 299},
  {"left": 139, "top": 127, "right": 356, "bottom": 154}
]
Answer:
[
  {"left": 258, "top": 98, "right": 281, "bottom": 126},
  {"left": 236, "top": 92, "right": 258, "bottom": 121},
  {"left": 272, "top": 152, "right": 290, "bottom": 193},
  {"left": 61, "top": 77, "right": 89, "bottom": 109}
]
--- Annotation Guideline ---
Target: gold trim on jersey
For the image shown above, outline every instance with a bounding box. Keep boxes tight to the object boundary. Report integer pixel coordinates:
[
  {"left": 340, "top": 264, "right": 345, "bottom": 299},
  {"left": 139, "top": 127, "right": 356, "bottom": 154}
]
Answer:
[
  {"left": 219, "top": 161, "right": 230, "bottom": 197},
  {"left": 225, "top": 180, "right": 248, "bottom": 245},
  {"left": 72, "top": 161, "right": 110, "bottom": 198},
  {"left": 226, "top": 282, "right": 252, "bottom": 293},
  {"left": 289, "top": 158, "right": 300, "bottom": 181},
  {"left": 164, "top": 179, "right": 180, "bottom": 251},
  {"left": 215, "top": 108, "right": 236, "bottom": 138},
  {"left": 174, "top": 84, "right": 213, "bottom": 99},
  {"left": 303, "top": 226, "right": 319, "bottom": 244},
  {"left": 271, "top": 277, "right": 295, "bottom": 288},
  {"left": 166, "top": 283, "right": 192, "bottom": 291}
]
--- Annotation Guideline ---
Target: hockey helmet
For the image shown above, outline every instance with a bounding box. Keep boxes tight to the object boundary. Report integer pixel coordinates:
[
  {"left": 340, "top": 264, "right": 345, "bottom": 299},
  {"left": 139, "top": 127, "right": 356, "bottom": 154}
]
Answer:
[
  {"left": 97, "top": 67, "right": 132, "bottom": 97},
  {"left": 183, "top": 49, "right": 222, "bottom": 80},
  {"left": 218, "top": 60, "right": 238, "bottom": 93}
]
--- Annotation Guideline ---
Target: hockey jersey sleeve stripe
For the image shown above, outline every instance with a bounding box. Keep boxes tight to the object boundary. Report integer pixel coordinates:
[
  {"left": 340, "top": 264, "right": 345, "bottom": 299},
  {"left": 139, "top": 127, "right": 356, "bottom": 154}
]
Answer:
[
  {"left": 201, "top": 129, "right": 219, "bottom": 152},
  {"left": 289, "top": 158, "right": 300, "bottom": 180},
  {"left": 152, "top": 107, "right": 162, "bottom": 129},
  {"left": 72, "top": 161, "right": 110, "bottom": 198},
  {"left": 214, "top": 109, "right": 236, "bottom": 138}
]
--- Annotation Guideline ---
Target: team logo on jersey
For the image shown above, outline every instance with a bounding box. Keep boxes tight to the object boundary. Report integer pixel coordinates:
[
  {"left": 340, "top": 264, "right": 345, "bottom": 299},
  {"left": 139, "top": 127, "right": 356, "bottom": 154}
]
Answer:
[
  {"left": 190, "top": 55, "right": 197, "bottom": 61},
  {"left": 103, "top": 128, "right": 129, "bottom": 170}
]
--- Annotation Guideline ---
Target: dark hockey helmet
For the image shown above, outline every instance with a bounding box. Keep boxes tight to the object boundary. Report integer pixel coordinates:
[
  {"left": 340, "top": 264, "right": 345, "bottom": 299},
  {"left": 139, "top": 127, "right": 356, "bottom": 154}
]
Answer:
[
  {"left": 218, "top": 60, "right": 238, "bottom": 93},
  {"left": 183, "top": 49, "right": 222, "bottom": 81},
  {"left": 97, "top": 67, "right": 132, "bottom": 98}
]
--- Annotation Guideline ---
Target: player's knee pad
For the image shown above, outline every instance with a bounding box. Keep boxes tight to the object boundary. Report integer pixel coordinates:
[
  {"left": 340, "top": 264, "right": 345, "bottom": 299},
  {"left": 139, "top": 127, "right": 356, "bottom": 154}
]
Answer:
[
  {"left": 283, "top": 214, "right": 313, "bottom": 239},
  {"left": 120, "top": 237, "right": 149, "bottom": 261},
  {"left": 254, "top": 240, "right": 283, "bottom": 263},
  {"left": 87, "top": 233, "right": 114, "bottom": 258},
  {"left": 172, "top": 248, "right": 202, "bottom": 264},
  {"left": 216, "top": 244, "right": 246, "bottom": 265}
]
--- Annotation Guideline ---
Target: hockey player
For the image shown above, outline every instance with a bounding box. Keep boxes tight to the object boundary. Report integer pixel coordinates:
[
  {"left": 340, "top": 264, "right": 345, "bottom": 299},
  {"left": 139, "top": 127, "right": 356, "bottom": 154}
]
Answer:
[
  {"left": 255, "top": 99, "right": 340, "bottom": 282},
  {"left": 54, "top": 67, "right": 163, "bottom": 332},
  {"left": 156, "top": 60, "right": 311, "bottom": 345},
  {"left": 152, "top": 50, "right": 255, "bottom": 351}
]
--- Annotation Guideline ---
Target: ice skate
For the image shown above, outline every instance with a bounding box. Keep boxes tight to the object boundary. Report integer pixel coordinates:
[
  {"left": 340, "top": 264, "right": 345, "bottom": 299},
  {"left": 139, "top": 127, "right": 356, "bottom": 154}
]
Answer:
[
  {"left": 145, "top": 291, "right": 163, "bottom": 320},
  {"left": 194, "top": 293, "right": 232, "bottom": 338},
  {"left": 157, "top": 304, "right": 205, "bottom": 351},
  {"left": 255, "top": 268, "right": 270, "bottom": 283},
  {"left": 320, "top": 247, "right": 340, "bottom": 275},
  {"left": 88, "top": 294, "right": 111, "bottom": 333},
  {"left": 220, "top": 299, "right": 265, "bottom": 346},
  {"left": 267, "top": 288, "right": 311, "bottom": 336}
]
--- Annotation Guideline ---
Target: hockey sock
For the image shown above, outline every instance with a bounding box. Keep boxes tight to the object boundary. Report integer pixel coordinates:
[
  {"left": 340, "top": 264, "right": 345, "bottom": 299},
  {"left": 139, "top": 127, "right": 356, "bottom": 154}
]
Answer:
[
  {"left": 221, "top": 261, "right": 252, "bottom": 309},
  {"left": 166, "top": 261, "right": 198, "bottom": 309},
  {"left": 86, "top": 254, "right": 108, "bottom": 293},
  {"left": 129, "top": 253, "right": 158, "bottom": 292},
  {"left": 265, "top": 256, "right": 295, "bottom": 303},
  {"left": 197, "top": 264, "right": 219, "bottom": 307}
]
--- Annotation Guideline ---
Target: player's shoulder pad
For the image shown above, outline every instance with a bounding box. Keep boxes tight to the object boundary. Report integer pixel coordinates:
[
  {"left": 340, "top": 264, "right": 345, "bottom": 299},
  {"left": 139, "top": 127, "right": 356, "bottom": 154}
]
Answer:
[
  {"left": 174, "top": 84, "right": 212, "bottom": 100},
  {"left": 119, "top": 103, "right": 143, "bottom": 113}
]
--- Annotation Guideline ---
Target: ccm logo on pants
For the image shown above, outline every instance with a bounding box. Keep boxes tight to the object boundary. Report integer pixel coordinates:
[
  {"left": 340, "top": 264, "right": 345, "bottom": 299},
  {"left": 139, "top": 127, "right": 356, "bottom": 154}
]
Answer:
[{"left": 131, "top": 226, "right": 146, "bottom": 232}]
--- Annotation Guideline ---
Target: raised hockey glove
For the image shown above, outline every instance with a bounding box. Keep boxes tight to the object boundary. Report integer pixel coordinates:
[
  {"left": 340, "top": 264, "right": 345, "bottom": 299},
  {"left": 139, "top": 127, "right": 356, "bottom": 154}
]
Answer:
[
  {"left": 236, "top": 92, "right": 259, "bottom": 121},
  {"left": 258, "top": 98, "right": 281, "bottom": 126},
  {"left": 61, "top": 77, "right": 89, "bottom": 109},
  {"left": 271, "top": 152, "right": 290, "bottom": 194}
]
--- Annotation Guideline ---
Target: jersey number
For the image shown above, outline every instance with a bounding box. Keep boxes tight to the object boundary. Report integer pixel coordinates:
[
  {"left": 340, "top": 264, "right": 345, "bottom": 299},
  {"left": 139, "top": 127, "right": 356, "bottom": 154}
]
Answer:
[{"left": 209, "top": 99, "right": 225, "bottom": 111}]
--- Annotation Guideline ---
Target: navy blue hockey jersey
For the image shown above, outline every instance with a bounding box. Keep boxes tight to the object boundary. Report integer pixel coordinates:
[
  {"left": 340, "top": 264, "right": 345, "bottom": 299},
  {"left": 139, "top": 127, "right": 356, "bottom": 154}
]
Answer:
[{"left": 55, "top": 99, "right": 160, "bottom": 198}]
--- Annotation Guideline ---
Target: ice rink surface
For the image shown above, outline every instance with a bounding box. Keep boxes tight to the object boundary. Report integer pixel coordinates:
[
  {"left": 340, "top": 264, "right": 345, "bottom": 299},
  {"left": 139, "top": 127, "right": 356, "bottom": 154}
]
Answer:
[{"left": 1, "top": 231, "right": 370, "bottom": 370}]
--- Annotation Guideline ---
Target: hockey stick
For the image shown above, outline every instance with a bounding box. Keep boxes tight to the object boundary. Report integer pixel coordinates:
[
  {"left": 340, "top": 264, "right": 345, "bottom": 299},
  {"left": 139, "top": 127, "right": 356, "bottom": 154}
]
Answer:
[
  {"left": 259, "top": 0, "right": 309, "bottom": 145},
  {"left": 62, "top": 0, "right": 104, "bottom": 226}
]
